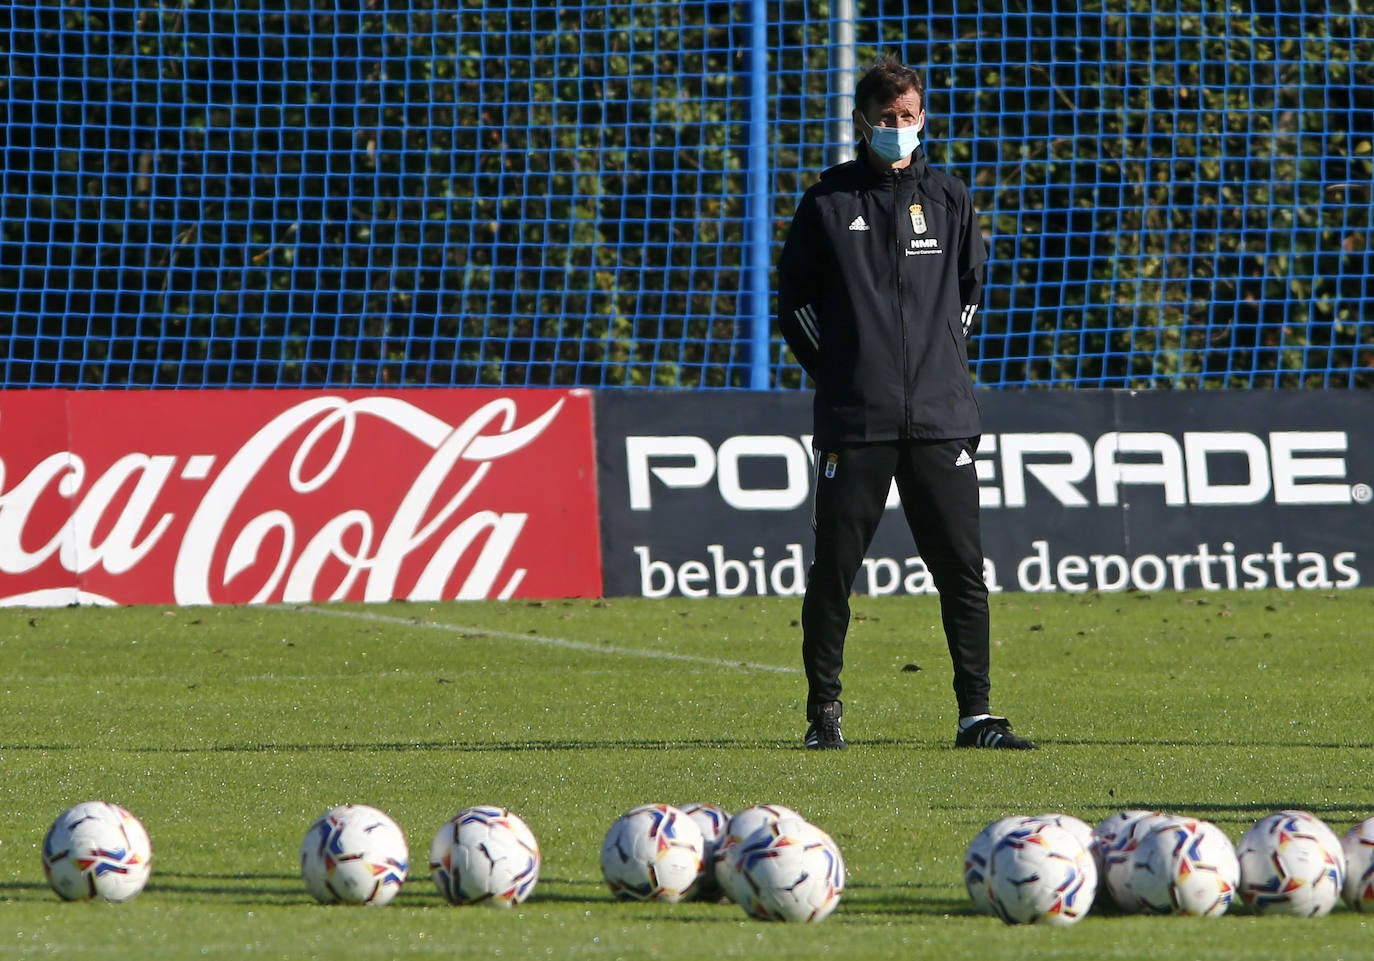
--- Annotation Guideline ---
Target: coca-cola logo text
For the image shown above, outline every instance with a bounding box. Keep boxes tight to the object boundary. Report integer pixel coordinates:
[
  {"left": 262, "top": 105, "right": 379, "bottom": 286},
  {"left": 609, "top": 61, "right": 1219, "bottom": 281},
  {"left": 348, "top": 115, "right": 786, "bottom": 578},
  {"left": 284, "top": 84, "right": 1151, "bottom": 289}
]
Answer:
[{"left": 0, "top": 391, "right": 602, "bottom": 606}]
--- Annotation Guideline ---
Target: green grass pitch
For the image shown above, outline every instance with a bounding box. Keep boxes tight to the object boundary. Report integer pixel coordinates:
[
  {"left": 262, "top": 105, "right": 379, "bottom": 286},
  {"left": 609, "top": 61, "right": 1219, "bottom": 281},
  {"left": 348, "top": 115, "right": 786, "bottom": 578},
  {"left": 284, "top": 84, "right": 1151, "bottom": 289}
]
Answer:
[{"left": 2, "top": 588, "right": 1372, "bottom": 960}]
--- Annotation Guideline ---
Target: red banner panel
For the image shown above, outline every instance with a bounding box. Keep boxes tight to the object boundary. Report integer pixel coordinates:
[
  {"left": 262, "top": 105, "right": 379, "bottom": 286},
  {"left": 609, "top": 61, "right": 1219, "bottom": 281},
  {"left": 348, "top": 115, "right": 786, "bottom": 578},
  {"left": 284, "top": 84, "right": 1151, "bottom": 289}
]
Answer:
[{"left": 0, "top": 390, "right": 601, "bottom": 606}]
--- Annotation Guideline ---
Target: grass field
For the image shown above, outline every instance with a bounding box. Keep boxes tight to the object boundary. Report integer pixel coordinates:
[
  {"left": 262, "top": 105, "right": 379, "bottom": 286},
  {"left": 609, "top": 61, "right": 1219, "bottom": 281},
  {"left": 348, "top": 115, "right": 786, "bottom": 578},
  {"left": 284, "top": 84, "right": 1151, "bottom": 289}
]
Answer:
[{"left": 3, "top": 588, "right": 1372, "bottom": 960}]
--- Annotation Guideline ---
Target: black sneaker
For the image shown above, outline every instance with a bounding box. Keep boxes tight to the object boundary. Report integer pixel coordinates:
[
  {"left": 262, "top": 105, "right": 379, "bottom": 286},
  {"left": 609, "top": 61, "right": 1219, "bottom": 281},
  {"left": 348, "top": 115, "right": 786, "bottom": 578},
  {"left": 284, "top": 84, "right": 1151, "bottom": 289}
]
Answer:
[
  {"left": 955, "top": 716, "right": 1037, "bottom": 750},
  {"left": 804, "top": 700, "right": 846, "bottom": 750}
]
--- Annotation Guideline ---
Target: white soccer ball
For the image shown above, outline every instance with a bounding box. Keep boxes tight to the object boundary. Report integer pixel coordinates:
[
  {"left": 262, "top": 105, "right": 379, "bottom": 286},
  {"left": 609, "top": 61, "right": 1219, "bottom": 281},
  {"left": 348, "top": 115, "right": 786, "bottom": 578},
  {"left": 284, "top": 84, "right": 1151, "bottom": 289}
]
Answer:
[
  {"left": 429, "top": 805, "right": 540, "bottom": 907},
  {"left": 965, "top": 813, "right": 1094, "bottom": 915},
  {"left": 715, "top": 803, "right": 803, "bottom": 903},
  {"left": 729, "top": 816, "right": 845, "bottom": 922},
  {"left": 713, "top": 803, "right": 802, "bottom": 903},
  {"left": 1341, "top": 816, "right": 1374, "bottom": 911},
  {"left": 1090, "top": 810, "right": 1157, "bottom": 876},
  {"left": 1031, "top": 813, "right": 1095, "bottom": 852},
  {"left": 599, "top": 803, "right": 704, "bottom": 902},
  {"left": 679, "top": 802, "right": 730, "bottom": 901},
  {"left": 1092, "top": 809, "right": 1168, "bottom": 912},
  {"left": 41, "top": 801, "right": 153, "bottom": 902},
  {"left": 1125, "top": 816, "right": 1239, "bottom": 916},
  {"left": 964, "top": 816, "right": 1035, "bottom": 914},
  {"left": 300, "top": 804, "right": 409, "bottom": 906},
  {"left": 987, "top": 819, "right": 1097, "bottom": 925},
  {"left": 1237, "top": 810, "right": 1345, "bottom": 916}
]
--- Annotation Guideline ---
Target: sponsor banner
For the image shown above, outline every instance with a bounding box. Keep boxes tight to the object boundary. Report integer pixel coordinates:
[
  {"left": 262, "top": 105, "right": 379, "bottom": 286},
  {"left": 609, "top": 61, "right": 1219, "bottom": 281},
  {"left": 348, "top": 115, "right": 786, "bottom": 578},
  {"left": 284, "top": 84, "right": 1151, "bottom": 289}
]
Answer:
[
  {"left": 596, "top": 390, "right": 1374, "bottom": 598},
  {"left": 0, "top": 390, "right": 601, "bottom": 606}
]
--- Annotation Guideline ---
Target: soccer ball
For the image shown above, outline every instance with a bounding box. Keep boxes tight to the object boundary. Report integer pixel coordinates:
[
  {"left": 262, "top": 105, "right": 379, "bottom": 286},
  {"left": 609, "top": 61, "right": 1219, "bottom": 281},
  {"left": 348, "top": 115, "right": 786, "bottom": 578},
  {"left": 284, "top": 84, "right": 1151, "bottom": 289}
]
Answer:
[
  {"left": 987, "top": 819, "right": 1097, "bottom": 925},
  {"left": 729, "top": 816, "right": 845, "bottom": 922},
  {"left": 964, "top": 816, "right": 1035, "bottom": 914},
  {"left": 41, "top": 801, "right": 153, "bottom": 902},
  {"left": 429, "top": 805, "right": 540, "bottom": 907},
  {"left": 1091, "top": 810, "right": 1158, "bottom": 876},
  {"left": 965, "top": 814, "right": 1093, "bottom": 915},
  {"left": 599, "top": 804, "right": 704, "bottom": 902},
  {"left": 1237, "top": 810, "right": 1344, "bottom": 916},
  {"left": 1341, "top": 816, "right": 1374, "bottom": 911},
  {"left": 679, "top": 802, "right": 730, "bottom": 901},
  {"left": 1092, "top": 809, "right": 1168, "bottom": 912},
  {"left": 1125, "top": 816, "right": 1239, "bottom": 916},
  {"left": 1030, "top": 812, "right": 1095, "bottom": 851},
  {"left": 300, "top": 804, "right": 409, "bottom": 906},
  {"left": 713, "top": 803, "right": 802, "bottom": 903}
]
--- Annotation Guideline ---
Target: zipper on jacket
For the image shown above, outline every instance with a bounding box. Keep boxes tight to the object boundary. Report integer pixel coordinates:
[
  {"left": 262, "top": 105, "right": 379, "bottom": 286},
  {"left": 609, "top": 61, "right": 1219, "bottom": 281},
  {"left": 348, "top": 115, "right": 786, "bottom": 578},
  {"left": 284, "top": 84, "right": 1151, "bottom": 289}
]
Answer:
[{"left": 891, "top": 170, "right": 911, "bottom": 439}]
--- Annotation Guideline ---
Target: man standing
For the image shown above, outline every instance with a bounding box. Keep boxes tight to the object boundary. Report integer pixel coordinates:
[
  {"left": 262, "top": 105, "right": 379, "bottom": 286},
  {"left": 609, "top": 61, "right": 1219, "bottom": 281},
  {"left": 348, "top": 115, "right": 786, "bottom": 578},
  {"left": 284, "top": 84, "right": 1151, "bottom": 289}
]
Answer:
[{"left": 777, "top": 54, "right": 1034, "bottom": 752}]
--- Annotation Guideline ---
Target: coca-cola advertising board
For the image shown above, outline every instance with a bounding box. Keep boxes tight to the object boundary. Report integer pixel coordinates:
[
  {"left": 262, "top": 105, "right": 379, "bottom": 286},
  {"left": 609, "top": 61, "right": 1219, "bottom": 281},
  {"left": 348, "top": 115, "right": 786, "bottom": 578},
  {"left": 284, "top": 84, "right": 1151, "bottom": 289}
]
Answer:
[{"left": 0, "top": 390, "right": 601, "bottom": 606}]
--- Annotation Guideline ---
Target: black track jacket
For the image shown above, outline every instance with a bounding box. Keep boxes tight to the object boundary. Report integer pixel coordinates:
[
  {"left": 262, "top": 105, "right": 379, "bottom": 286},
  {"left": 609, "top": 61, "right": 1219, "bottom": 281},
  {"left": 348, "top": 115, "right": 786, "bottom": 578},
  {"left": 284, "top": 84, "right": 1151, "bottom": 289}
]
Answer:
[{"left": 777, "top": 144, "right": 987, "bottom": 447}]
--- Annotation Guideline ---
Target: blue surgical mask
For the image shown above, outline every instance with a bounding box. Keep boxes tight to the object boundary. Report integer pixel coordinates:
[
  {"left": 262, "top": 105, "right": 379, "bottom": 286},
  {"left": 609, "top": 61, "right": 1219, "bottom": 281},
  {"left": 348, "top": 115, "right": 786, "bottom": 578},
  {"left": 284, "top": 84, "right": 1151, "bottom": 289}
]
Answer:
[{"left": 862, "top": 118, "right": 922, "bottom": 163}]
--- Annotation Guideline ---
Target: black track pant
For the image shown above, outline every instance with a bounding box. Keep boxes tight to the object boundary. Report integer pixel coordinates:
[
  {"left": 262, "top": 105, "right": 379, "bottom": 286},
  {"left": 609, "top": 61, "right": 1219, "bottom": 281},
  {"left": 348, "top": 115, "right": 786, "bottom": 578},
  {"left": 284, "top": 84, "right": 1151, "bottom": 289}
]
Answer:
[{"left": 801, "top": 438, "right": 991, "bottom": 719}]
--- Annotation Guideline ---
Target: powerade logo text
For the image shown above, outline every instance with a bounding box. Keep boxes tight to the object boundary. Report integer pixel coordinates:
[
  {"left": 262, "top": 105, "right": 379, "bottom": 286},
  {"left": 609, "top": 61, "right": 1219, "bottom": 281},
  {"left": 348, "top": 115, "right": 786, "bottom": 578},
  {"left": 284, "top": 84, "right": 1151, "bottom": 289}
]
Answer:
[
  {"left": 621, "top": 430, "right": 1367, "bottom": 597},
  {"left": 627, "top": 431, "right": 1369, "bottom": 510},
  {"left": 977, "top": 431, "right": 1368, "bottom": 508}
]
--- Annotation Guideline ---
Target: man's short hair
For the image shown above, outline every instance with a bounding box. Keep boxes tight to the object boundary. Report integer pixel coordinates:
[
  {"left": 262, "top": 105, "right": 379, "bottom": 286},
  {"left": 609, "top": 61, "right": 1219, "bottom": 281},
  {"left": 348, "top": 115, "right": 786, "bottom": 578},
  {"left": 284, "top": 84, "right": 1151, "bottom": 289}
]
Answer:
[{"left": 854, "top": 54, "right": 926, "bottom": 115}]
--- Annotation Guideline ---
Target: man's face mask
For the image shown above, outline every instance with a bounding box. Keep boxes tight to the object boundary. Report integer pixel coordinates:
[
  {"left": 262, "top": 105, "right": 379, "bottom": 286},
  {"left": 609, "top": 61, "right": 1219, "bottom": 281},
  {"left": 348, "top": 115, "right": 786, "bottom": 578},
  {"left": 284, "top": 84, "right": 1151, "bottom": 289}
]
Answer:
[{"left": 857, "top": 112, "right": 924, "bottom": 164}]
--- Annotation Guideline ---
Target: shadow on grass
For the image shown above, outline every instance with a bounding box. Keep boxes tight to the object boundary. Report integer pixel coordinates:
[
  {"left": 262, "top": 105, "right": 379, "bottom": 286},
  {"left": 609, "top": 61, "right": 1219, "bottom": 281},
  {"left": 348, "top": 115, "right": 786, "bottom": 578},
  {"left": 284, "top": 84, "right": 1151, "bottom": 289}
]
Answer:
[
  {"left": 840, "top": 882, "right": 971, "bottom": 917},
  {"left": 1043, "top": 737, "right": 1374, "bottom": 750},
  {"left": 150, "top": 873, "right": 633, "bottom": 908},
  {"left": 0, "top": 738, "right": 803, "bottom": 753},
  {"left": 2, "top": 873, "right": 311, "bottom": 906},
  {"left": 927, "top": 799, "right": 1366, "bottom": 823},
  {"left": 491, "top": 878, "right": 969, "bottom": 918},
  {"left": 1, "top": 880, "right": 57, "bottom": 902},
  {"left": 3, "top": 869, "right": 984, "bottom": 917},
  {"left": 147, "top": 871, "right": 305, "bottom": 902},
  {"left": 6, "top": 736, "right": 1374, "bottom": 753}
]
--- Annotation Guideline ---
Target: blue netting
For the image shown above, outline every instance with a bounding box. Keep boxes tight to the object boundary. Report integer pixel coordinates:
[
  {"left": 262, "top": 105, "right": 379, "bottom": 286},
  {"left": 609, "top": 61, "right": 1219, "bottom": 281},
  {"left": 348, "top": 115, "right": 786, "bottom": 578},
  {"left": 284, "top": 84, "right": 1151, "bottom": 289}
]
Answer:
[{"left": 1, "top": 2, "right": 1371, "bottom": 389}]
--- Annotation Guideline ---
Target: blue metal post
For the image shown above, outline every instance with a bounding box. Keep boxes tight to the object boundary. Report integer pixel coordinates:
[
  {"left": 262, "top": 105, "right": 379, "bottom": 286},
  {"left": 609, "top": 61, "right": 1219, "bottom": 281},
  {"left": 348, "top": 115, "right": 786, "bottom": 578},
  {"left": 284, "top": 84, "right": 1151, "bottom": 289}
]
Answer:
[
  {"left": 830, "top": 0, "right": 856, "bottom": 167},
  {"left": 747, "top": 0, "right": 771, "bottom": 389}
]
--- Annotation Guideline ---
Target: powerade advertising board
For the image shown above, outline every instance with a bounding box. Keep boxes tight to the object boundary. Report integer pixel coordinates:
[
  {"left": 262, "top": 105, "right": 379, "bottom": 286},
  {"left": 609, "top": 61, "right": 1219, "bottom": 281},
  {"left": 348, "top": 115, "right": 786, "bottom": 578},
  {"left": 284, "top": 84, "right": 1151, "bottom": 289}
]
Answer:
[{"left": 595, "top": 390, "right": 1373, "bottom": 598}]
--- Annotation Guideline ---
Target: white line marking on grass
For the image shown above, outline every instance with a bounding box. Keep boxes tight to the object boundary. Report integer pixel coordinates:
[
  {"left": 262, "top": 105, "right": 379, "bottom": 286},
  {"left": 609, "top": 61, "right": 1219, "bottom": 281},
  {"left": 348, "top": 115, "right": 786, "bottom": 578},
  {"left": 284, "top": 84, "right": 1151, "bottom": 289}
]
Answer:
[{"left": 297, "top": 606, "right": 801, "bottom": 674}]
